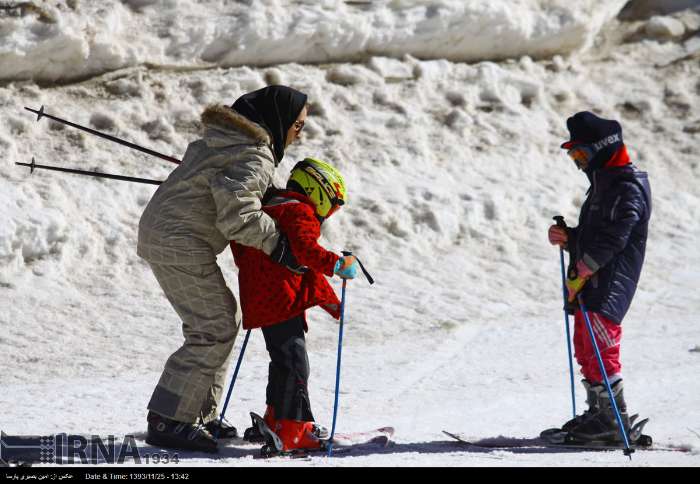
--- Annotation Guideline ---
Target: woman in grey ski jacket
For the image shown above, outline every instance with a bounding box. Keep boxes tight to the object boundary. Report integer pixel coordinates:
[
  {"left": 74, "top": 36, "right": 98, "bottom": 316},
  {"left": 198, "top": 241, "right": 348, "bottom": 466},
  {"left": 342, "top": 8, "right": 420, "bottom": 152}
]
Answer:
[{"left": 137, "top": 85, "right": 308, "bottom": 453}]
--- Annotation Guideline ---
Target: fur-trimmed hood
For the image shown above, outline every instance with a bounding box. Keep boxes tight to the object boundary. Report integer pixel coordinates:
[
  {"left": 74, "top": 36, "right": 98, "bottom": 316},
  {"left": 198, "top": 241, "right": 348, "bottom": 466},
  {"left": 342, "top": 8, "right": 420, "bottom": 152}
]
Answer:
[{"left": 200, "top": 104, "right": 271, "bottom": 144}]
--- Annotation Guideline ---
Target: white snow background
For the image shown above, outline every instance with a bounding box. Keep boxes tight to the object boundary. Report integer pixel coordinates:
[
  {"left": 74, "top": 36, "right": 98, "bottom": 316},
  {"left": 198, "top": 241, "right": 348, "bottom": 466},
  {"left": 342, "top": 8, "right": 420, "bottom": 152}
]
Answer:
[{"left": 1, "top": 0, "right": 700, "bottom": 467}]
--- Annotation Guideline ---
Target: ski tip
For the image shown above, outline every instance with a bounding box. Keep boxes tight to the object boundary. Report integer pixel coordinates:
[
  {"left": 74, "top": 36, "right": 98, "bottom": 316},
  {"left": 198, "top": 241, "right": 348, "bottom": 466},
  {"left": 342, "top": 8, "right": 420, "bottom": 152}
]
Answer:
[{"left": 442, "top": 430, "right": 469, "bottom": 444}]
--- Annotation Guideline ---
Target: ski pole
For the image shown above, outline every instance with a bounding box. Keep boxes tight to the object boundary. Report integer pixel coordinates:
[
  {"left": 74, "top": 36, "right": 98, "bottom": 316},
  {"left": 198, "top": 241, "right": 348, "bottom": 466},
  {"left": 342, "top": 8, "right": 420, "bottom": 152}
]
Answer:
[
  {"left": 577, "top": 294, "right": 633, "bottom": 458},
  {"left": 327, "top": 278, "right": 347, "bottom": 457},
  {"left": 214, "top": 328, "right": 251, "bottom": 440},
  {"left": 25, "top": 106, "right": 181, "bottom": 165},
  {"left": 327, "top": 251, "right": 374, "bottom": 457},
  {"left": 16, "top": 159, "right": 163, "bottom": 186},
  {"left": 553, "top": 216, "right": 576, "bottom": 419}
]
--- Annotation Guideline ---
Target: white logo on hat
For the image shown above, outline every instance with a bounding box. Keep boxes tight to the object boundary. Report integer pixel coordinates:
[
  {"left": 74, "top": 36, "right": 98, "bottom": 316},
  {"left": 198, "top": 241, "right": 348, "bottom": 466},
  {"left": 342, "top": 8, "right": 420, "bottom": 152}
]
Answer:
[{"left": 592, "top": 133, "right": 621, "bottom": 151}]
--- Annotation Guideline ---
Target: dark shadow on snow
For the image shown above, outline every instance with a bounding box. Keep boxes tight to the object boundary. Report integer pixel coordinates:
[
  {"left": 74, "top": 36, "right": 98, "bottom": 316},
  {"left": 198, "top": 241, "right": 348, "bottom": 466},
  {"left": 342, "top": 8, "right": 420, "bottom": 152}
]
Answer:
[{"left": 324, "top": 439, "right": 600, "bottom": 459}]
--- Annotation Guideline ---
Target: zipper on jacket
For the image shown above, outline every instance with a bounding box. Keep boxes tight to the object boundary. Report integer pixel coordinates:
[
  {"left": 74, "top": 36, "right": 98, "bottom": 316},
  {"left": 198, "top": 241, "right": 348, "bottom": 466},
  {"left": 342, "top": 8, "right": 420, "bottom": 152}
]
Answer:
[{"left": 576, "top": 171, "right": 597, "bottom": 266}]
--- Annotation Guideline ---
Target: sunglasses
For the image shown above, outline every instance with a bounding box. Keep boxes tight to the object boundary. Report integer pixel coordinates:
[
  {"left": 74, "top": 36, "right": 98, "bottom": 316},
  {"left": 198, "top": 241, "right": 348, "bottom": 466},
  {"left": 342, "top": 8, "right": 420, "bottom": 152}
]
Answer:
[{"left": 566, "top": 144, "right": 596, "bottom": 169}]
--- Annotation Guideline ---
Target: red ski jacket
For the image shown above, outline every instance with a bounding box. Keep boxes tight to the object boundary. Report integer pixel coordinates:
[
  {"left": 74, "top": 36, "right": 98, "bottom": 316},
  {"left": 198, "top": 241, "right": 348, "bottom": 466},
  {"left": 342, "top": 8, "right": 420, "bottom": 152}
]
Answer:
[{"left": 230, "top": 190, "right": 341, "bottom": 330}]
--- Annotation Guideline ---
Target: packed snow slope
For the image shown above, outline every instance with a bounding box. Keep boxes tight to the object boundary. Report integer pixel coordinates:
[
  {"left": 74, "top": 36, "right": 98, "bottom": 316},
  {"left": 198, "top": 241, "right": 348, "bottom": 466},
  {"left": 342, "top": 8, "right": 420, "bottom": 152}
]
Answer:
[{"left": 1, "top": 0, "right": 700, "bottom": 467}]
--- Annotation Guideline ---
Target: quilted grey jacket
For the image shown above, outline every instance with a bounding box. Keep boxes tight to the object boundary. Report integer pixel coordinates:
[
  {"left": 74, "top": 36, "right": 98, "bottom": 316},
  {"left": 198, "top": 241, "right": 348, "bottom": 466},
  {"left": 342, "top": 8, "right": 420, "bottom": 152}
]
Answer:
[{"left": 137, "top": 105, "right": 281, "bottom": 264}]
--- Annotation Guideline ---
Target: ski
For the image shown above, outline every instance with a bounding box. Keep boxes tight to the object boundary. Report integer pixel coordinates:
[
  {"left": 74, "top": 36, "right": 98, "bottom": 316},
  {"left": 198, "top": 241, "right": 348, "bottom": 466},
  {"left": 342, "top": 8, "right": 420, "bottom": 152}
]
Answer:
[
  {"left": 332, "top": 426, "right": 395, "bottom": 447},
  {"left": 253, "top": 436, "right": 391, "bottom": 460},
  {"left": 443, "top": 429, "right": 688, "bottom": 453}
]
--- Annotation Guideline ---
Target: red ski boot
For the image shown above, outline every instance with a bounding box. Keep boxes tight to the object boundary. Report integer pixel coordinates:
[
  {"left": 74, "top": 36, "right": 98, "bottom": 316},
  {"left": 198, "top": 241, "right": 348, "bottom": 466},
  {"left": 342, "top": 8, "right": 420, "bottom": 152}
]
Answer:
[{"left": 274, "top": 419, "right": 329, "bottom": 452}]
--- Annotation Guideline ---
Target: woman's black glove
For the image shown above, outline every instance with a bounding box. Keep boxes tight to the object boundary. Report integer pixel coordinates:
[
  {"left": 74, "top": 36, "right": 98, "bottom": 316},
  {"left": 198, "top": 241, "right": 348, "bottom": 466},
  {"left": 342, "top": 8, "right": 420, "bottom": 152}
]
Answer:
[{"left": 270, "top": 234, "right": 308, "bottom": 274}]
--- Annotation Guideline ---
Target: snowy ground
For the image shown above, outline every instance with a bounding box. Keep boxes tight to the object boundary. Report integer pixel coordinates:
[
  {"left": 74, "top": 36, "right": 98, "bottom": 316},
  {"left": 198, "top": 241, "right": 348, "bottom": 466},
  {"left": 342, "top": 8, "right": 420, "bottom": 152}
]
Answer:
[{"left": 1, "top": 0, "right": 700, "bottom": 467}]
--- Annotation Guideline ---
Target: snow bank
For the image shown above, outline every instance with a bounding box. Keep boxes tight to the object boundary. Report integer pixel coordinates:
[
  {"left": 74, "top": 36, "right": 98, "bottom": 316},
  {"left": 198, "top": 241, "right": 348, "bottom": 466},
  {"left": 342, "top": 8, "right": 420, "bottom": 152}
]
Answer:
[
  {"left": 0, "top": 1, "right": 139, "bottom": 83},
  {"left": 0, "top": 0, "right": 629, "bottom": 83}
]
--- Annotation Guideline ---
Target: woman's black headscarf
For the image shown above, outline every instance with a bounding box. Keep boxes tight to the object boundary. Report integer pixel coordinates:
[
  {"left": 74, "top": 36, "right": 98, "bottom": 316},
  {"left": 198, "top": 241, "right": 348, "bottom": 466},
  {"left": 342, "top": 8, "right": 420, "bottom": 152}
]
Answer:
[{"left": 232, "top": 85, "right": 308, "bottom": 163}]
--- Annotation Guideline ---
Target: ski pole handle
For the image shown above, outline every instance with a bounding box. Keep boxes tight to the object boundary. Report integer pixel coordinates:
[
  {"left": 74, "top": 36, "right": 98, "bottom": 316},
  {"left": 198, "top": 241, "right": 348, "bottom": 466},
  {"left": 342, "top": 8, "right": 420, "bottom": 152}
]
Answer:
[
  {"left": 553, "top": 216, "right": 578, "bottom": 279},
  {"left": 341, "top": 250, "right": 374, "bottom": 285}
]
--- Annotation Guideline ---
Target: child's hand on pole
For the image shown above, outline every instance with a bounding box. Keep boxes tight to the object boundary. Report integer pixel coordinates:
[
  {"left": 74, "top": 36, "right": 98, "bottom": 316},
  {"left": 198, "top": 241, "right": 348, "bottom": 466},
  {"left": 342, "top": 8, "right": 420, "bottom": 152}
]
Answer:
[
  {"left": 548, "top": 225, "right": 568, "bottom": 247},
  {"left": 334, "top": 256, "right": 358, "bottom": 279},
  {"left": 566, "top": 260, "right": 595, "bottom": 301}
]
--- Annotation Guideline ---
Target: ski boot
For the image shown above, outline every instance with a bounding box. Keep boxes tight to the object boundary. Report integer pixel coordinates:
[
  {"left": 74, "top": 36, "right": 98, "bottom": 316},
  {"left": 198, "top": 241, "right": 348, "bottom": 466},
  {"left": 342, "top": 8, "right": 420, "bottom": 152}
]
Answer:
[
  {"left": 243, "top": 405, "right": 276, "bottom": 443},
  {"left": 541, "top": 380, "right": 599, "bottom": 438},
  {"left": 204, "top": 416, "right": 238, "bottom": 439},
  {"left": 274, "top": 419, "right": 329, "bottom": 452},
  {"left": 567, "top": 379, "right": 632, "bottom": 443},
  {"left": 250, "top": 412, "right": 329, "bottom": 457},
  {"left": 145, "top": 411, "right": 218, "bottom": 453}
]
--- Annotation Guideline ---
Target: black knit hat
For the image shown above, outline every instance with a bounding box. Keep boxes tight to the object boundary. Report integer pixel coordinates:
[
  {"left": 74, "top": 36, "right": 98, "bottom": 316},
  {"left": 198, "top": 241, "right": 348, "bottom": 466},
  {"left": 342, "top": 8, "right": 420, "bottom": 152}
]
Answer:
[{"left": 561, "top": 111, "right": 623, "bottom": 170}]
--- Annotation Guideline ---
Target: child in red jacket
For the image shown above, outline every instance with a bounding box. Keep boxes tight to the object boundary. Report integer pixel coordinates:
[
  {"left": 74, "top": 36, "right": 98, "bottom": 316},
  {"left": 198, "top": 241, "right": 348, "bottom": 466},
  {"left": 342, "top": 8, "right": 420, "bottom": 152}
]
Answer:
[{"left": 230, "top": 158, "right": 358, "bottom": 453}]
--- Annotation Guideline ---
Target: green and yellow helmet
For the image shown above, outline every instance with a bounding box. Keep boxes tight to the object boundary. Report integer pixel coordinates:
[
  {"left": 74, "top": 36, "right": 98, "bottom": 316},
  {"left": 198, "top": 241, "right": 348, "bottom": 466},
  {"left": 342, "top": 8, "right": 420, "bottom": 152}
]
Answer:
[{"left": 287, "top": 157, "right": 346, "bottom": 219}]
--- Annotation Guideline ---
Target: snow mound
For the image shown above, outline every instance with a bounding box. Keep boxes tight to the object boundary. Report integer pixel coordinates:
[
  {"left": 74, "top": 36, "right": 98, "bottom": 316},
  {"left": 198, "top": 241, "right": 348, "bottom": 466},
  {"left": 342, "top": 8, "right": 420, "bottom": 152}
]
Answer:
[
  {"left": 0, "top": 177, "right": 71, "bottom": 287},
  {"left": 0, "top": 0, "right": 630, "bottom": 83}
]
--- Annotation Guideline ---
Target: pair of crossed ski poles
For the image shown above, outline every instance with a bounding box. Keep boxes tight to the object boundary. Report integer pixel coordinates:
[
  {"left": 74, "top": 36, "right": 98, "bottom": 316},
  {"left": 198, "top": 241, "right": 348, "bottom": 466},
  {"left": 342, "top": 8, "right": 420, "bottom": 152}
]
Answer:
[
  {"left": 19, "top": 106, "right": 375, "bottom": 457},
  {"left": 553, "top": 216, "right": 634, "bottom": 458}
]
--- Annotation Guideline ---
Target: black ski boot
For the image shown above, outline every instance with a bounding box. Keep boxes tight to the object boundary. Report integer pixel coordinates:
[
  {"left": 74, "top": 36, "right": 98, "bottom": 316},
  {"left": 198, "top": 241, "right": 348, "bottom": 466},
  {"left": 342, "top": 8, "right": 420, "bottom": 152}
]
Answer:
[
  {"left": 562, "top": 379, "right": 600, "bottom": 432},
  {"left": 568, "top": 380, "right": 630, "bottom": 443},
  {"left": 146, "top": 411, "right": 219, "bottom": 453},
  {"left": 541, "top": 380, "right": 599, "bottom": 438},
  {"left": 204, "top": 416, "right": 238, "bottom": 439}
]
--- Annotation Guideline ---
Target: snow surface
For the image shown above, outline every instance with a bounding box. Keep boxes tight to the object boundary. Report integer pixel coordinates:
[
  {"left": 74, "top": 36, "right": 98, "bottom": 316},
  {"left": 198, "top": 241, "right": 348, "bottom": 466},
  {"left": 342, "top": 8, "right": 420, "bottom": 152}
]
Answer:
[{"left": 1, "top": 0, "right": 700, "bottom": 468}]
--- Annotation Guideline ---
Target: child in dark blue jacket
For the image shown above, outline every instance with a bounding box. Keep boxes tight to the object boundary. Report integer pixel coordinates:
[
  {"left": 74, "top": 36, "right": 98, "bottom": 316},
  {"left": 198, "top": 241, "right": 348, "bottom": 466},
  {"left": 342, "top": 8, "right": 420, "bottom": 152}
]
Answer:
[{"left": 548, "top": 111, "right": 652, "bottom": 442}]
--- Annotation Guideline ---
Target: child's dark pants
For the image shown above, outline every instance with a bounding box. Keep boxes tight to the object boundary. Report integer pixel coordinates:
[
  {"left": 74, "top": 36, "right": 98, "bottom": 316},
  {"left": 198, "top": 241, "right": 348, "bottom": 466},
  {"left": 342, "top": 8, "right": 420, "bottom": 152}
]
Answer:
[{"left": 262, "top": 315, "right": 315, "bottom": 422}]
